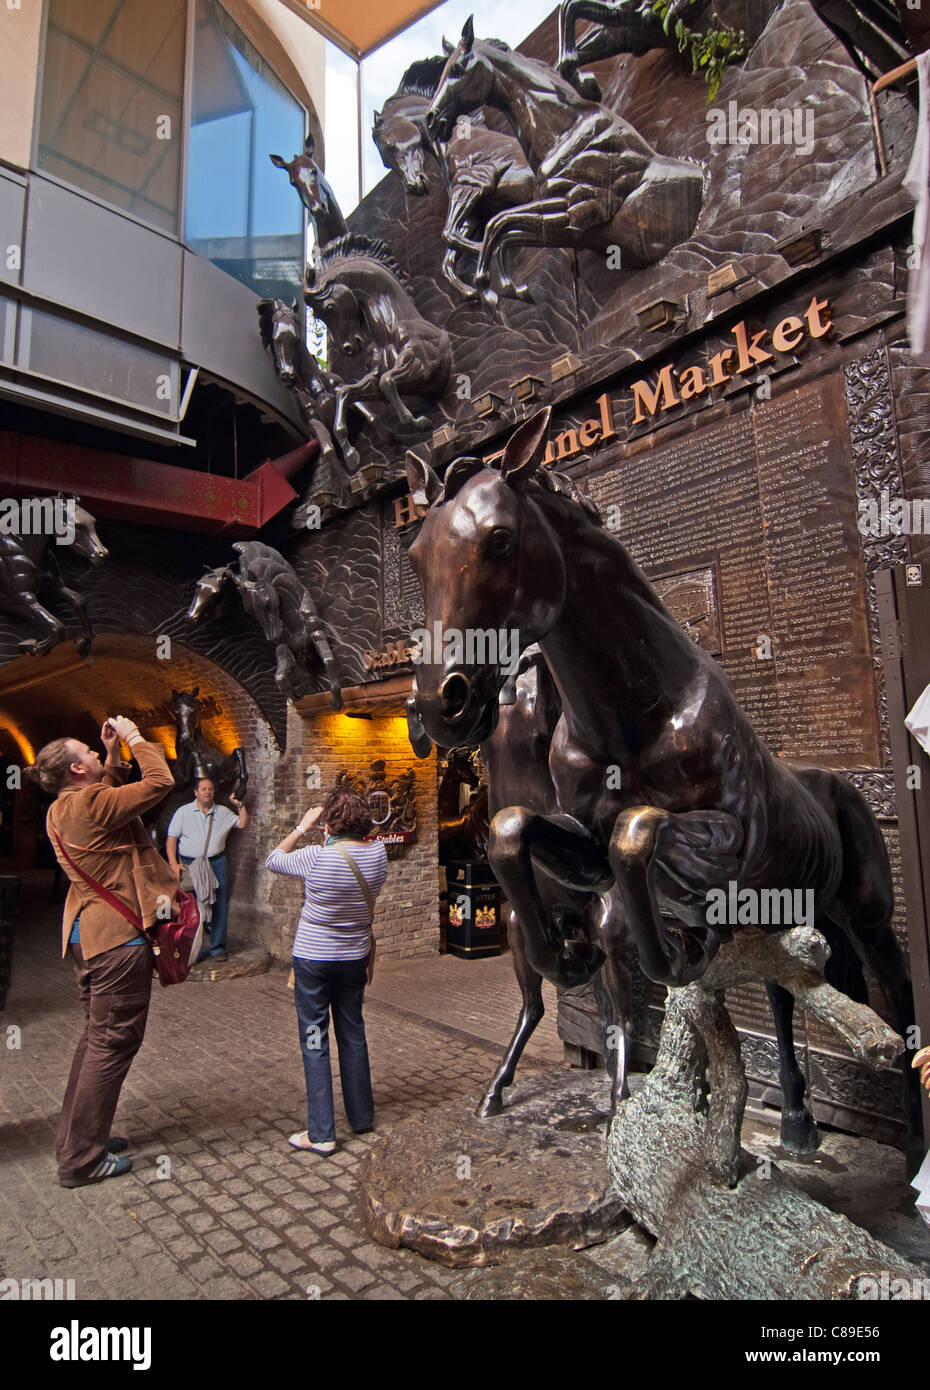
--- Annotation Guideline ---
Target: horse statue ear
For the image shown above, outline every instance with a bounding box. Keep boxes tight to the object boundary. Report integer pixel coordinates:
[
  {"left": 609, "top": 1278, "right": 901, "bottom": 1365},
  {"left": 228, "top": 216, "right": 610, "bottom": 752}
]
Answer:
[
  {"left": 304, "top": 132, "right": 316, "bottom": 157},
  {"left": 269, "top": 153, "right": 286, "bottom": 169},
  {"left": 191, "top": 686, "right": 199, "bottom": 698},
  {"left": 372, "top": 109, "right": 382, "bottom": 128},
  {"left": 442, "top": 35, "right": 454, "bottom": 54},
  {"left": 461, "top": 15, "right": 475, "bottom": 51},
  {"left": 406, "top": 450, "right": 442, "bottom": 505},
  {"left": 500, "top": 407, "right": 551, "bottom": 491}
]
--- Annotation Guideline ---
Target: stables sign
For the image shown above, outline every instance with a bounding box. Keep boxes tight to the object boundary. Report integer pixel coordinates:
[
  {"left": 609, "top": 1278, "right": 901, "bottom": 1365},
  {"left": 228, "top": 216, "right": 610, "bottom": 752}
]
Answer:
[{"left": 629, "top": 295, "right": 832, "bottom": 425}]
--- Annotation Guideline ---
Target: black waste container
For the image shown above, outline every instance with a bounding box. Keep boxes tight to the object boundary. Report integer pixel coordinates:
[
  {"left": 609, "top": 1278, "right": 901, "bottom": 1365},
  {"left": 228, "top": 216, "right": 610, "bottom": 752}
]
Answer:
[{"left": 444, "top": 860, "right": 502, "bottom": 958}]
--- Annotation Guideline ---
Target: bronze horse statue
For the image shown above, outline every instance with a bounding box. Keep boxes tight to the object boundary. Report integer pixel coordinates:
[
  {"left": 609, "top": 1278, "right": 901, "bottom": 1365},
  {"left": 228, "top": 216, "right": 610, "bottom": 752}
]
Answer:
[
  {"left": 145, "top": 688, "right": 247, "bottom": 847},
  {"left": 373, "top": 55, "right": 536, "bottom": 300},
  {"left": 0, "top": 500, "right": 108, "bottom": 656},
  {"left": 409, "top": 647, "right": 635, "bottom": 1117},
  {"left": 423, "top": 19, "right": 703, "bottom": 307},
  {"left": 257, "top": 297, "right": 373, "bottom": 479},
  {"left": 406, "top": 409, "right": 919, "bottom": 1149},
  {"left": 187, "top": 541, "right": 343, "bottom": 709},
  {"left": 303, "top": 235, "right": 451, "bottom": 439},
  {"left": 437, "top": 747, "right": 490, "bottom": 861},
  {"left": 270, "top": 135, "right": 347, "bottom": 246}
]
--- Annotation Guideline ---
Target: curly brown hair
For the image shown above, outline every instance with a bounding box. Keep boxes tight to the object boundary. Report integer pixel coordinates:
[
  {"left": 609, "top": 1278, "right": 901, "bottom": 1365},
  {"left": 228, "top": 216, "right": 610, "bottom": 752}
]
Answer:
[{"left": 321, "top": 790, "right": 373, "bottom": 838}]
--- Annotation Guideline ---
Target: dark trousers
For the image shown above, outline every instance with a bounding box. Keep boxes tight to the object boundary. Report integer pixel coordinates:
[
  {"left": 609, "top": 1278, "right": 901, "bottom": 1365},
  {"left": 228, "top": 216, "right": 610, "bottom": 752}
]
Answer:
[
  {"left": 56, "top": 941, "right": 153, "bottom": 1181},
  {"left": 292, "top": 956, "right": 373, "bottom": 1143}
]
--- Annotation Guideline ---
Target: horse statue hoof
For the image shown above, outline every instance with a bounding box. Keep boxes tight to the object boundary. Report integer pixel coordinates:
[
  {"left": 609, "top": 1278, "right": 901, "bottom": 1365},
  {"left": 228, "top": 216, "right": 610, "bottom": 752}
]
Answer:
[
  {"left": 577, "top": 73, "right": 603, "bottom": 102},
  {"left": 779, "top": 1109, "right": 822, "bottom": 1154},
  {"left": 481, "top": 287, "right": 499, "bottom": 311},
  {"left": 342, "top": 444, "right": 360, "bottom": 470},
  {"left": 475, "top": 1094, "right": 503, "bottom": 1119}
]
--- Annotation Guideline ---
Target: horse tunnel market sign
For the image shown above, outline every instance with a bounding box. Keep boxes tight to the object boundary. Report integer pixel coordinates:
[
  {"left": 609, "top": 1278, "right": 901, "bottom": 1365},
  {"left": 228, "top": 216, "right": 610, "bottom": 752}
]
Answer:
[{"left": 484, "top": 297, "right": 834, "bottom": 471}]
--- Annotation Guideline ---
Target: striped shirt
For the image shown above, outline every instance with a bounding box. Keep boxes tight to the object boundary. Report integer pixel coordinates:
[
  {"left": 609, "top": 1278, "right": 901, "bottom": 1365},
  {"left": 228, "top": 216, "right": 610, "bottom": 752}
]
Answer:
[{"left": 264, "top": 840, "right": 388, "bottom": 961}]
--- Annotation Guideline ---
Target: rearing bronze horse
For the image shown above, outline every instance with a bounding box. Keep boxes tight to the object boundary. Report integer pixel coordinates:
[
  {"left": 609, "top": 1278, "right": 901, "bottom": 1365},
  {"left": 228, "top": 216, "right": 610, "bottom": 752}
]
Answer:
[{"left": 407, "top": 408, "right": 919, "bottom": 1145}]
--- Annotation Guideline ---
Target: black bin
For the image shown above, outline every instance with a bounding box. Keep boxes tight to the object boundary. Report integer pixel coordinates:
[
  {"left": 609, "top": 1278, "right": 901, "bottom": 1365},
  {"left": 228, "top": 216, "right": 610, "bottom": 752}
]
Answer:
[{"left": 444, "top": 860, "right": 502, "bottom": 958}]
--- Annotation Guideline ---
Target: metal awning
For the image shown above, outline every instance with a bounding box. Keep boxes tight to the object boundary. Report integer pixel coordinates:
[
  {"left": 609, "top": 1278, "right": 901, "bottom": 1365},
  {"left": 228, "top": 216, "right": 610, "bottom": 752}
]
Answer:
[{"left": 278, "top": 0, "right": 448, "bottom": 59}]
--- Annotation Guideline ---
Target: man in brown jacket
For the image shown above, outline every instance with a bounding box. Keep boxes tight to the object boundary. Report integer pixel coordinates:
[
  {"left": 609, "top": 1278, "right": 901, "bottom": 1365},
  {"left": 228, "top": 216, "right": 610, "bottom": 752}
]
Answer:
[{"left": 33, "top": 715, "right": 176, "bottom": 1187}]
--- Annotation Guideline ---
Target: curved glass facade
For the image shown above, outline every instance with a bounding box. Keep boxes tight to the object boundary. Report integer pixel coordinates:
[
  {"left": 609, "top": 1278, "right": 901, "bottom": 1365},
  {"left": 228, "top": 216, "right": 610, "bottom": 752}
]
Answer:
[{"left": 186, "top": 0, "right": 305, "bottom": 300}]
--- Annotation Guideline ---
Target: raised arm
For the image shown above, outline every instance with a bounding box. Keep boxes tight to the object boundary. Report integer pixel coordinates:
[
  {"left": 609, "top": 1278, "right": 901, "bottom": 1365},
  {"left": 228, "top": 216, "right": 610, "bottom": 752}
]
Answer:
[{"left": 88, "top": 720, "right": 175, "bottom": 828}]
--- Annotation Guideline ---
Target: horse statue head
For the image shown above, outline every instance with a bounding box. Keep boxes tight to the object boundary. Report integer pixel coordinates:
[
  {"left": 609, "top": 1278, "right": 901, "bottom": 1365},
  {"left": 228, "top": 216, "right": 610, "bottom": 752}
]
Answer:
[
  {"left": 424, "top": 18, "right": 504, "bottom": 144},
  {"left": 270, "top": 134, "right": 347, "bottom": 244},
  {"left": 408, "top": 407, "right": 584, "bottom": 747},
  {"left": 373, "top": 55, "right": 449, "bottom": 194},
  {"left": 304, "top": 234, "right": 413, "bottom": 358},
  {"left": 257, "top": 298, "right": 306, "bottom": 389},
  {"left": 187, "top": 565, "right": 234, "bottom": 623},
  {"left": 70, "top": 501, "right": 109, "bottom": 566},
  {"left": 170, "top": 687, "right": 200, "bottom": 744}
]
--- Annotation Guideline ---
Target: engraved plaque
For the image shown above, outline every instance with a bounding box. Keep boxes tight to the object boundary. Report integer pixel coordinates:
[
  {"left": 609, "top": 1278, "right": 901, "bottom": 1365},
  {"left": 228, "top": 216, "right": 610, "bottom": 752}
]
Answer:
[
  {"left": 586, "top": 374, "right": 881, "bottom": 766},
  {"left": 381, "top": 504, "right": 425, "bottom": 629}
]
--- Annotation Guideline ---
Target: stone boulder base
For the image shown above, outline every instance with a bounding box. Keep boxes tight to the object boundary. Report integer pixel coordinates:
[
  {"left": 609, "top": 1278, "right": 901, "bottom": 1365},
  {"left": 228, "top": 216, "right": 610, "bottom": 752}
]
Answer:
[{"left": 360, "top": 1071, "right": 629, "bottom": 1267}]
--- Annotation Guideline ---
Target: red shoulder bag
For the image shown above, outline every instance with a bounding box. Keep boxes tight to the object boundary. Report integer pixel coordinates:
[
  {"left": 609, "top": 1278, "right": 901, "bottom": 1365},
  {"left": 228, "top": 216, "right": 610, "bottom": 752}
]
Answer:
[{"left": 51, "top": 825, "right": 203, "bottom": 987}]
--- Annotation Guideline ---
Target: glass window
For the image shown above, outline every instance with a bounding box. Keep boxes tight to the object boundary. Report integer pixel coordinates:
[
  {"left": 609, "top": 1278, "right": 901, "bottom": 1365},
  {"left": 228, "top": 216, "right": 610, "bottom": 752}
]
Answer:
[
  {"left": 186, "top": 0, "right": 305, "bottom": 300},
  {"left": 37, "top": 0, "right": 186, "bottom": 233}
]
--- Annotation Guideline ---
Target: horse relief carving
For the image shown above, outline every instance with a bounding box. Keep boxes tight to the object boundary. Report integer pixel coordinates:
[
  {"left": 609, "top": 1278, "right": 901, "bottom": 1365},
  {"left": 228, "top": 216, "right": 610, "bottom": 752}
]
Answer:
[
  {"left": 423, "top": 18, "right": 704, "bottom": 308},
  {"left": 186, "top": 541, "right": 342, "bottom": 709},
  {"left": 0, "top": 499, "right": 108, "bottom": 656},
  {"left": 269, "top": 134, "right": 347, "bottom": 247},
  {"left": 304, "top": 234, "right": 451, "bottom": 439},
  {"left": 374, "top": 56, "right": 536, "bottom": 300},
  {"left": 258, "top": 297, "right": 374, "bottom": 484}
]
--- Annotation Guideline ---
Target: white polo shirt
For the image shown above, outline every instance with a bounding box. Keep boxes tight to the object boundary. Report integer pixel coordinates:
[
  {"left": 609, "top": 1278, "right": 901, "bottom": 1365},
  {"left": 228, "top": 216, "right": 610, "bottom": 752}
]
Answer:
[{"left": 167, "top": 801, "right": 239, "bottom": 858}]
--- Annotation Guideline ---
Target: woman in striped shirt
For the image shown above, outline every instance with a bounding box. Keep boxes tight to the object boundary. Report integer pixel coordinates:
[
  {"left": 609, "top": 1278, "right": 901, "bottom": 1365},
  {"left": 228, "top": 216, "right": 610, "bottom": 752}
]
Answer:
[{"left": 265, "top": 790, "right": 387, "bottom": 1154}]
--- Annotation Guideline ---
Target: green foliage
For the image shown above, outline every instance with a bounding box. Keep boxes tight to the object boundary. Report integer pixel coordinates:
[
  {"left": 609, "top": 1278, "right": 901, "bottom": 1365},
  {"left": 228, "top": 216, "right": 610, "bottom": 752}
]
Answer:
[{"left": 650, "top": 0, "right": 748, "bottom": 101}]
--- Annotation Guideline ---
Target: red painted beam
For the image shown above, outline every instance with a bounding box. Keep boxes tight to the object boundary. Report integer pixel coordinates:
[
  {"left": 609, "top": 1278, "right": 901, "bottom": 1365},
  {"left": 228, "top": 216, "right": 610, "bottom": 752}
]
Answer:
[{"left": 0, "top": 433, "right": 317, "bottom": 533}]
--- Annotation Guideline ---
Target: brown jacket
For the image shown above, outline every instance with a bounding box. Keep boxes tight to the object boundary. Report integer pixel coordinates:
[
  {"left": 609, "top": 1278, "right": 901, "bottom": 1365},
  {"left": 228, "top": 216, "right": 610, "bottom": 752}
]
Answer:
[{"left": 48, "top": 741, "right": 177, "bottom": 961}]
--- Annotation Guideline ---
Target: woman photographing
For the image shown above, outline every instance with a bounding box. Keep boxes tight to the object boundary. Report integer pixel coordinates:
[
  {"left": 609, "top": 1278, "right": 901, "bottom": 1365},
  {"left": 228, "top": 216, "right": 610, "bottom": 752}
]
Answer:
[{"left": 265, "top": 790, "right": 387, "bottom": 1154}]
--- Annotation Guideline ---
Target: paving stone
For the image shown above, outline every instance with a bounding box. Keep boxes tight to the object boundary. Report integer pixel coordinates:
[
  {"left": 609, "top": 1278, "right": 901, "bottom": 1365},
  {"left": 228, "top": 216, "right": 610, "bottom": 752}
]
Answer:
[
  {"left": 223, "top": 1209, "right": 260, "bottom": 1232},
  {"left": 249, "top": 1271, "right": 289, "bottom": 1298},
  {"left": 266, "top": 1246, "right": 305, "bottom": 1275},
  {"left": 245, "top": 1227, "right": 282, "bottom": 1252},
  {"left": 187, "top": 1212, "right": 217, "bottom": 1235},
  {"left": 204, "top": 1229, "right": 242, "bottom": 1255},
  {"left": 223, "top": 1250, "right": 264, "bottom": 1279},
  {"left": 332, "top": 1265, "right": 376, "bottom": 1292}
]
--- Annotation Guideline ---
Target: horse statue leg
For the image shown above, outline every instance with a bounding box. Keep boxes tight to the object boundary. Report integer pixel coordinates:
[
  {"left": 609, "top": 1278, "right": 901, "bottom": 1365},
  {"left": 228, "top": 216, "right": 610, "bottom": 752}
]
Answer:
[
  {"left": 474, "top": 198, "right": 572, "bottom": 307},
  {"left": 765, "top": 981, "right": 820, "bottom": 1152},
  {"left": 592, "top": 885, "right": 635, "bottom": 1110},
  {"left": 489, "top": 806, "right": 611, "bottom": 988},
  {"left": 56, "top": 582, "right": 95, "bottom": 655},
  {"left": 378, "top": 355, "right": 432, "bottom": 433},
  {"left": 607, "top": 804, "right": 744, "bottom": 986},
  {"left": 11, "top": 590, "right": 65, "bottom": 655},
  {"left": 476, "top": 908, "right": 545, "bottom": 1117}
]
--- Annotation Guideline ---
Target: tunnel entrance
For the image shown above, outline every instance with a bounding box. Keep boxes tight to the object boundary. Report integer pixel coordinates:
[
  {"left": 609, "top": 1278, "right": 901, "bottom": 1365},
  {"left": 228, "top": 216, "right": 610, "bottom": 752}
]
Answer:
[{"left": 0, "top": 635, "right": 278, "bottom": 968}]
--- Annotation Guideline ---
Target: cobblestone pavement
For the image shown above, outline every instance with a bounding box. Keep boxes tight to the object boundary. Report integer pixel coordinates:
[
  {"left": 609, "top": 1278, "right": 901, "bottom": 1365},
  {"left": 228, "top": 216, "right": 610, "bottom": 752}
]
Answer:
[{"left": 0, "top": 907, "right": 560, "bottom": 1301}]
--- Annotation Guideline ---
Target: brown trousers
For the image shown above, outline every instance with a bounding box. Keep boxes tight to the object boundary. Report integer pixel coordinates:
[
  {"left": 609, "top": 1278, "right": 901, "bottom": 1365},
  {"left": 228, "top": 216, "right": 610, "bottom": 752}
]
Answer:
[{"left": 56, "top": 941, "right": 153, "bottom": 1181}]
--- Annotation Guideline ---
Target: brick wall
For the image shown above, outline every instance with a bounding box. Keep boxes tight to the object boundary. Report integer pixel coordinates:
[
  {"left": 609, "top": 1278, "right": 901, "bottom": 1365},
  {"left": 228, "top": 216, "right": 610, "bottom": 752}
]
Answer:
[{"left": 253, "top": 705, "right": 441, "bottom": 962}]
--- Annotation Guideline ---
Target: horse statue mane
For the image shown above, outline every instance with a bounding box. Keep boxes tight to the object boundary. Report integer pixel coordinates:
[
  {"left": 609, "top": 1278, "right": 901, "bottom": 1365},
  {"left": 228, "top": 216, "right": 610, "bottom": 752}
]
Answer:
[
  {"left": 437, "top": 451, "right": 602, "bottom": 524},
  {"left": 394, "top": 55, "right": 448, "bottom": 99},
  {"left": 389, "top": 53, "right": 489, "bottom": 120},
  {"left": 313, "top": 234, "right": 411, "bottom": 288}
]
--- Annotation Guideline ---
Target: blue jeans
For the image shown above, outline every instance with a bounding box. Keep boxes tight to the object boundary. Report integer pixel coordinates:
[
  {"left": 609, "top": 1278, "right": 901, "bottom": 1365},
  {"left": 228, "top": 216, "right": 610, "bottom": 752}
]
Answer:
[
  {"left": 181, "top": 853, "right": 227, "bottom": 956},
  {"left": 292, "top": 956, "right": 373, "bottom": 1143}
]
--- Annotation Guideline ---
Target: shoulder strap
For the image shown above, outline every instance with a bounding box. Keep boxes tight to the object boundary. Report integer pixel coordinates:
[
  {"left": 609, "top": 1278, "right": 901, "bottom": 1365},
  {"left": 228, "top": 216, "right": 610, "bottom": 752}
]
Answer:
[
  {"left": 333, "top": 843, "right": 375, "bottom": 920},
  {"left": 201, "top": 811, "right": 215, "bottom": 861},
  {"left": 49, "top": 813, "right": 143, "bottom": 932}
]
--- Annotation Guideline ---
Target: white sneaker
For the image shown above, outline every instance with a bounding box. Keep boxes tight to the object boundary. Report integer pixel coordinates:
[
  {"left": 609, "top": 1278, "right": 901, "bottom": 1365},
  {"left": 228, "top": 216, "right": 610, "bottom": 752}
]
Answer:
[{"left": 288, "top": 1131, "right": 336, "bottom": 1154}]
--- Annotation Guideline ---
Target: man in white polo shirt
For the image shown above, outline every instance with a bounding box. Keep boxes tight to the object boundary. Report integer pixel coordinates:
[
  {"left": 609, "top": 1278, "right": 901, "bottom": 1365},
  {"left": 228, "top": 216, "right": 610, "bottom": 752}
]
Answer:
[{"left": 166, "top": 778, "right": 247, "bottom": 961}]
